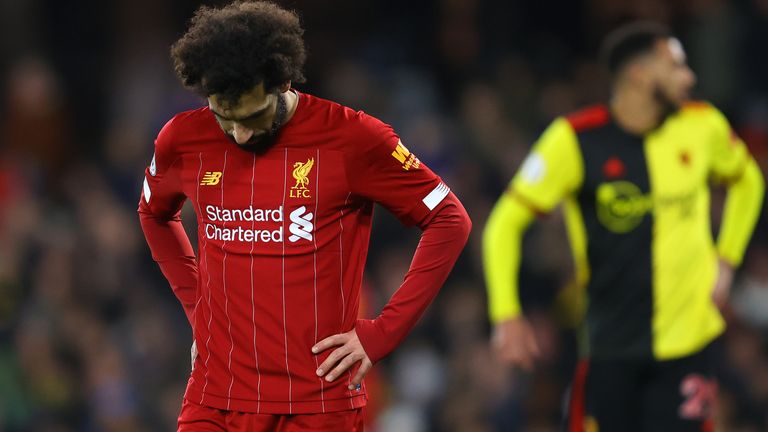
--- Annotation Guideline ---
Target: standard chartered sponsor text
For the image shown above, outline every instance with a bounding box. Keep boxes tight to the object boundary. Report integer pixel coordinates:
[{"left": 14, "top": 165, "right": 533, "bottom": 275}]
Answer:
[
  {"left": 205, "top": 205, "right": 283, "bottom": 242},
  {"left": 206, "top": 205, "right": 283, "bottom": 222}
]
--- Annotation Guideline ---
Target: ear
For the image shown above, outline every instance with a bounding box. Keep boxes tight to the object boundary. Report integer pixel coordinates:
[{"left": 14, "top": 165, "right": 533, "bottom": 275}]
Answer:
[{"left": 279, "top": 81, "right": 292, "bottom": 93}]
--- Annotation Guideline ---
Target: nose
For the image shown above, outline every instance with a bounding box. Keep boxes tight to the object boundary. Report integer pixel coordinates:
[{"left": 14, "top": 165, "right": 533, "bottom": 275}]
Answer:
[
  {"left": 231, "top": 123, "right": 255, "bottom": 145},
  {"left": 684, "top": 66, "right": 696, "bottom": 88}
]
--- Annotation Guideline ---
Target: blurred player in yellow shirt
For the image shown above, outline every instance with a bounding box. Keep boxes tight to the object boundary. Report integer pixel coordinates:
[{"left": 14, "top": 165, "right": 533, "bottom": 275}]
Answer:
[{"left": 483, "top": 22, "right": 764, "bottom": 431}]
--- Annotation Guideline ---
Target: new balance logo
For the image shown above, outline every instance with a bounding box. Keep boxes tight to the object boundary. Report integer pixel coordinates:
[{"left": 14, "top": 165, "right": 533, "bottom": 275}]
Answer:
[
  {"left": 200, "top": 171, "right": 222, "bottom": 185},
  {"left": 289, "top": 206, "right": 314, "bottom": 242}
]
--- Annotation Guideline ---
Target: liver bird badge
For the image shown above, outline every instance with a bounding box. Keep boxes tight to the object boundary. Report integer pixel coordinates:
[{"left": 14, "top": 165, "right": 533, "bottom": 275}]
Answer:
[{"left": 290, "top": 158, "right": 314, "bottom": 198}]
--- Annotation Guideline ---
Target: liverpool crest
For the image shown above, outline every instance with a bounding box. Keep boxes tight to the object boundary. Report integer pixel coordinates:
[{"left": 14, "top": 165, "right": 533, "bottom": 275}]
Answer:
[{"left": 290, "top": 158, "right": 314, "bottom": 198}]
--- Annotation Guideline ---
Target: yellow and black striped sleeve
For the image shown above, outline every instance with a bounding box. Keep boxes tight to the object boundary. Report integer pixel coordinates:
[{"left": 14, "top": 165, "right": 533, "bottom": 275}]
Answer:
[
  {"left": 483, "top": 118, "right": 583, "bottom": 322},
  {"left": 705, "top": 105, "right": 765, "bottom": 266}
]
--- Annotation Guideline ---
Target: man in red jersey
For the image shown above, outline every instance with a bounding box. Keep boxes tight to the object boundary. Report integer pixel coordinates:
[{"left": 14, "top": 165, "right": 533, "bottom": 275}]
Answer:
[{"left": 137, "top": 1, "right": 471, "bottom": 431}]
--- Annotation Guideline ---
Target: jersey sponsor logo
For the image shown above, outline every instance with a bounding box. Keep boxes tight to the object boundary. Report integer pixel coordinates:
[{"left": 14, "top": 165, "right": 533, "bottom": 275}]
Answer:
[
  {"left": 391, "top": 140, "right": 421, "bottom": 171},
  {"left": 597, "top": 181, "right": 699, "bottom": 232},
  {"left": 205, "top": 205, "right": 283, "bottom": 222},
  {"left": 205, "top": 224, "right": 283, "bottom": 242},
  {"left": 596, "top": 181, "right": 652, "bottom": 233},
  {"left": 656, "top": 190, "right": 697, "bottom": 218},
  {"left": 519, "top": 153, "right": 545, "bottom": 184},
  {"left": 204, "top": 205, "right": 284, "bottom": 242},
  {"left": 200, "top": 171, "right": 223, "bottom": 186},
  {"left": 678, "top": 374, "right": 717, "bottom": 420},
  {"left": 201, "top": 205, "right": 316, "bottom": 244},
  {"left": 290, "top": 158, "right": 314, "bottom": 198},
  {"left": 288, "top": 206, "right": 314, "bottom": 242},
  {"left": 149, "top": 154, "right": 157, "bottom": 176}
]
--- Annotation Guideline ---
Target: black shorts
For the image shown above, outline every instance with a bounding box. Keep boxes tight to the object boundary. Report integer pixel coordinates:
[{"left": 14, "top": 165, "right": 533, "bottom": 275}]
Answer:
[{"left": 564, "top": 341, "right": 718, "bottom": 432}]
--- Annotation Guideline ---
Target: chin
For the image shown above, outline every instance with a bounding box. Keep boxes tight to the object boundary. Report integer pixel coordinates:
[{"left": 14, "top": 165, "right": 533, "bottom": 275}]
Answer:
[
  {"left": 227, "top": 134, "right": 264, "bottom": 147},
  {"left": 237, "top": 137, "right": 276, "bottom": 154},
  {"left": 675, "top": 94, "right": 691, "bottom": 106}
]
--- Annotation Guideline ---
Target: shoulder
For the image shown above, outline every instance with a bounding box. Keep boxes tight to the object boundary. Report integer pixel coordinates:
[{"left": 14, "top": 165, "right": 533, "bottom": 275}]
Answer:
[
  {"left": 675, "top": 100, "right": 734, "bottom": 136},
  {"left": 524, "top": 115, "right": 584, "bottom": 179},
  {"left": 564, "top": 104, "right": 610, "bottom": 133},
  {"left": 534, "top": 115, "right": 581, "bottom": 152},
  {"left": 677, "top": 100, "right": 725, "bottom": 123},
  {"left": 155, "top": 106, "right": 217, "bottom": 151},
  {"left": 680, "top": 100, "right": 715, "bottom": 113},
  {"left": 158, "top": 106, "right": 215, "bottom": 141},
  {"left": 298, "top": 91, "right": 393, "bottom": 141},
  {"left": 153, "top": 106, "right": 214, "bottom": 166}
]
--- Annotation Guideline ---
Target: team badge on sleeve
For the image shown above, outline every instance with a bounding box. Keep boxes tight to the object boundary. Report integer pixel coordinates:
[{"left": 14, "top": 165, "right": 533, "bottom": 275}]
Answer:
[
  {"left": 391, "top": 140, "right": 421, "bottom": 171},
  {"left": 519, "top": 153, "right": 545, "bottom": 184}
]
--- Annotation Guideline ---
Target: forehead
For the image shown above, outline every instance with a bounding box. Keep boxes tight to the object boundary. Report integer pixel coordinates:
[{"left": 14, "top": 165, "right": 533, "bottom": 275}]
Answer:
[
  {"left": 208, "top": 83, "right": 271, "bottom": 116},
  {"left": 655, "top": 37, "right": 687, "bottom": 64}
]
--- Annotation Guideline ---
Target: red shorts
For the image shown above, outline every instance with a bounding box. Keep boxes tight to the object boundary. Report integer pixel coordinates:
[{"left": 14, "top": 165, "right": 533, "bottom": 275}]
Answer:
[{"left": 177, "top": 398, "right": 365, "bottom": 432}]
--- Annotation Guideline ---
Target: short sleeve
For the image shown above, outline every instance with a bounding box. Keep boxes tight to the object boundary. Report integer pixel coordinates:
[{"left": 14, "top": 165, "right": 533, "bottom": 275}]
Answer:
[
  {"left": 510, "top": 117, "right": 583, "bottom": 212},
  {"left": 705, "top": 105, "right": 749, "bottom": 182},
  {"left": 346, "top": 113, "right": 445, "bottom": 226},
  {"left": 139, "top": 117, "right": 187, "bottom": 217}
]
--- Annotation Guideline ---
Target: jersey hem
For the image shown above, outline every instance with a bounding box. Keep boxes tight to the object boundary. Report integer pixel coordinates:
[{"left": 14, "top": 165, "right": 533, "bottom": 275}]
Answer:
[
  {"left": 653, "top": 324, "right": 725, "bottom": 362},
  {"left": 184, "top": 386, "right": 367, "bottom": 414},
  {"left": 583, "top": 326, "right": 724, "bottom": 362}
]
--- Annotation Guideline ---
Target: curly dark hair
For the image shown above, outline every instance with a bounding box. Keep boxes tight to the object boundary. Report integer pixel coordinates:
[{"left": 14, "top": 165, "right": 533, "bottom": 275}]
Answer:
[{"left": 171, "top": 1, "right": 306, "bottom": 107}]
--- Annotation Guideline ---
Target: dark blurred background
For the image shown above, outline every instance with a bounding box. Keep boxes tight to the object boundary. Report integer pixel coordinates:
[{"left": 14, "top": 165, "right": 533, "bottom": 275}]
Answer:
[{"left": 1, "top": 0, "right": 767, "bottom": 431}]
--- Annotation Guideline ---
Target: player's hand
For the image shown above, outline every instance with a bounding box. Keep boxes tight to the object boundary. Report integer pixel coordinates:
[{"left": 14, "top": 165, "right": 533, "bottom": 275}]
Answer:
[
  {"left": 312, "top": 329, "right": 372, "bottom": 390},
  {"left": 712, "top": 258, "right": 734, "bottom": 310},
  {"left": 492, "top": 316, "right": 540, "bottom": 371}
]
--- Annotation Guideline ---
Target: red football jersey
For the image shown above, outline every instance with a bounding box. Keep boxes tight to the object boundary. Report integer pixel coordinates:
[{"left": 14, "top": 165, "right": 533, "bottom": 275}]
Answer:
[{"left": 139, "top": 92, "right": 454, "bottom": 414}]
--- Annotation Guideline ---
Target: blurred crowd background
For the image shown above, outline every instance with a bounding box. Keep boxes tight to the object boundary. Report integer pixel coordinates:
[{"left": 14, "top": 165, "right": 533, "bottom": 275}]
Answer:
[{"left": 1, "top": 0, "right": 768, "bottom": 431}]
